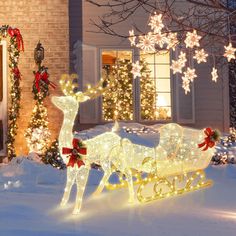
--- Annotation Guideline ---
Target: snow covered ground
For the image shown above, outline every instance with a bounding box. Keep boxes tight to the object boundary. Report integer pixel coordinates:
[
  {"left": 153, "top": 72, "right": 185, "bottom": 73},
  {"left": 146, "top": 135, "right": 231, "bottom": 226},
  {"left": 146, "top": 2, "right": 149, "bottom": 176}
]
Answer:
[
  {"left": 0, "top": 158, "right": 236, "bottom": 236},
  {"left": 0, "top": 123, "right": 236, "bottom": 236}
]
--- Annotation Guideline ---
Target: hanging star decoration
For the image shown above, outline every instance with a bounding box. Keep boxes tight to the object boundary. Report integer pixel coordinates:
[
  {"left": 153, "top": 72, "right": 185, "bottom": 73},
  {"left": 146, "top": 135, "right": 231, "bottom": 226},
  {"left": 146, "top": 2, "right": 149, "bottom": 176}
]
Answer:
[
  {"left": 148, "top": 12, "right": 164, "bottom": 33},
  {"left": 211, "top": 67, "right": 218, "bottom": 82},
  {"left": 170, "top": 60, "right": 184, "bottom": 74},
  {"left": 183, "top": 67, "right": 197, "bottom": 82},
  {"left": 193, "top": 49, "right": 208, "bottom": 64},
  {"left": 166, "top": 32, "right": 178, "bottom": 50},
  {"left": 131, "top": 61, "right": 143, "bottom": 79},
  {"left": 184, "top": 30, "right": 201, "bottom": 48},
  {"left": 178, "top": 52, "right": 187, "bottom": 67},
  {"left": 182, "top": 78, "right": 191, "bottom": 94},
  {"left": 153, "top": 33, "right": 167, "bottom": 48},
  {"left": 224, "top": 43, "right": 236, "bottom": 62},
  {"left": 129, "top": 29, "right": 136, "bottom": 46},
  {"left": 182, "top": 68, "right": 197, "bottom": 94},
  {"left": 137, "top": 32, "right": 155, "bottom": 52}
]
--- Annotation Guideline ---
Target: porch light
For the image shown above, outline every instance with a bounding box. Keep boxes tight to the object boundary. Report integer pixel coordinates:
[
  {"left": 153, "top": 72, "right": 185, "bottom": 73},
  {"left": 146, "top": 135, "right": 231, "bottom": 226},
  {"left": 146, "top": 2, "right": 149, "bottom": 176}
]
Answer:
[{"left": 34, "top": 41, "right": 44, "bottom": 66}]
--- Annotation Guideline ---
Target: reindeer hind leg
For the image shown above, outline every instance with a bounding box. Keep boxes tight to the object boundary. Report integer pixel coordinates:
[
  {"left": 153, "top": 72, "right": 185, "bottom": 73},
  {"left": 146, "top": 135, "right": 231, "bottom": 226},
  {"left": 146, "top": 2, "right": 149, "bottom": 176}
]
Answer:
[{"left": 93, "top": 160, "right": 112, "bottom": 196}]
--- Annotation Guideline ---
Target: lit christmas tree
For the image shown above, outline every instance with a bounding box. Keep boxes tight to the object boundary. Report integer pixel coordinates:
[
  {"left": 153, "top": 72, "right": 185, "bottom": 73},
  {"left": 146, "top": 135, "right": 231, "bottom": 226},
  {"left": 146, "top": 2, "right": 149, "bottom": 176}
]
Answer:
[
  {"left": 102, "top": 59, "right": 157, "bottom": 121},
  {"left": 25, "top": 42, "right": 55, "bottom": 154},
  {"left": 42, "top": 140, "right": 66, "bottom": 169}
]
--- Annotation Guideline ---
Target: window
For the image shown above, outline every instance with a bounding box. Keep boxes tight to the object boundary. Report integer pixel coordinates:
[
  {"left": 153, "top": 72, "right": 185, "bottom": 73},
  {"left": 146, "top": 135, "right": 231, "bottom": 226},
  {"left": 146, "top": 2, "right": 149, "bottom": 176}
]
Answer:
[
  {"left": 140, "top": 51, "right": 171, "bottom": 120},
  {"left": 101, "top": 49, "right": 171, "bottom": 122}
]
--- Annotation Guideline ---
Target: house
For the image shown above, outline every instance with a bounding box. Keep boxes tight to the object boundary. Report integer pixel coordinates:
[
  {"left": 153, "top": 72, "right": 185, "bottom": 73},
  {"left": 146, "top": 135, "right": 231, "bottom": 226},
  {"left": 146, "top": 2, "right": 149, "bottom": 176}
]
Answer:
[{"left": 0, "top": 0, "right": 234, "bottom": 158}]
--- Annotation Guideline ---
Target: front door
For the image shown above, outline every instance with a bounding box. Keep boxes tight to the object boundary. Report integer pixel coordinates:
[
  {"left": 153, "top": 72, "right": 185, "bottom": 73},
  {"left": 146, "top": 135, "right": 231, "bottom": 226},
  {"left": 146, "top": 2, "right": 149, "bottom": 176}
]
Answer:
[{"left": 0, "top": 43, "right": 7, "bottom": 156}]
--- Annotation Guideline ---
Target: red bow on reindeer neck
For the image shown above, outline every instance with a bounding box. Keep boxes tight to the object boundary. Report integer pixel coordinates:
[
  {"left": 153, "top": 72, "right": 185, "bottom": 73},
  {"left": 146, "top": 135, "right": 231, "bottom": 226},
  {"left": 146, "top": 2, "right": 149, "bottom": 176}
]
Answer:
[
  {"left": 62, "top": 138, "right": 87, "bottom": 168},
  {"left": 35, "top": 71, "right": 56, "bottom": 92},
  {"left": 198, "top": 127, "right": 219, "bottom": 151},
  {"left": 8, "top": 27, "right": 24, "bottom": 52}
]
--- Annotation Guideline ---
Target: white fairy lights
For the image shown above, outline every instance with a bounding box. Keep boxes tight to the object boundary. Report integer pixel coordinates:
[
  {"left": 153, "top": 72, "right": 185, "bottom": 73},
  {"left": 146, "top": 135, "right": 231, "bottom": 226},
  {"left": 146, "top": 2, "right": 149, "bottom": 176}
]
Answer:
[
  {"left": 184, "top": 30, "right": 201, "bottom": 48},
  {"left": 193, "top": 49, "right": 208, "bottom": 64},
  {"left": 129, "top": 11, "right": 236, "bottom": 94},
  {"left": 137, "top": 33, "right": 155, "bottom": 52},
  {"left": 182, "top": 68, "right": 197, "bottom": 94},
  {"left": 131, "top": 61, "right": 142, "bottom": 79},
  {"left": 224, "top": 43, "right": 236, "bottom": 62},
  {"left": 170, "top": 60, "right": 183, "bottom": 74},
  {"left": 148, "top": 12, "right": 164, "bottom": 33},
  {"left": 129, "top": 29, "right": 136, "bottom": 46},
  {"left": 211, "top": 67, "right": 218, "bottom": 82}
]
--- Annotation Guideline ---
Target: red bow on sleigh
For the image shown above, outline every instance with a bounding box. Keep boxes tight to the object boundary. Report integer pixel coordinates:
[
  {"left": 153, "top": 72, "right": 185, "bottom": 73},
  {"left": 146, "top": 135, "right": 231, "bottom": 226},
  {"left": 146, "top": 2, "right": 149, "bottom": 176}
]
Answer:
[
  {"left": 198, "top": 127, "right": 219, "bottom": 151},
  {"left": 8, "top": 27, "right": 24, "bottom": 52},
  {"left": 35, "top": 71, "right": 56, "bottom": 92},
  {"left": 62, "top": 138, "right": 87, "bottom": 168},
  {"left": 12, "top": 67, "right": 21, "bottom": 80}
]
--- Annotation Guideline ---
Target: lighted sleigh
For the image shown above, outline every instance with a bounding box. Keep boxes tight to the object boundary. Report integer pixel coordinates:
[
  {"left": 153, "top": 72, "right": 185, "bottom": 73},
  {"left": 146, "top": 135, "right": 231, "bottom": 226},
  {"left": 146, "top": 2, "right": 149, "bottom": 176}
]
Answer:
[{"left": 105, "top": 123, "right": 217, "bottom": 203}]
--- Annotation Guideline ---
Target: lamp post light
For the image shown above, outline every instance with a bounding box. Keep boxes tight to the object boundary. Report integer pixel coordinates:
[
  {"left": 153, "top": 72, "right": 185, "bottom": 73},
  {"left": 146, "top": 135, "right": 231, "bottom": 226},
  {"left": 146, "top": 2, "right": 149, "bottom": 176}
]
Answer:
[{"left": 34, "top": 41, "right": 44, "bottom": 68}]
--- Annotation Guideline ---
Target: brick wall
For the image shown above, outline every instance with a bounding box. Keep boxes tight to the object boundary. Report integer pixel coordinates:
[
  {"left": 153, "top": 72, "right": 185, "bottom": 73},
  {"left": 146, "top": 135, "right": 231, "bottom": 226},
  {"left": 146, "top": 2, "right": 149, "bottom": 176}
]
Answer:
[{"left": 0, "top": 0, "right": 69, "bottom": 155}]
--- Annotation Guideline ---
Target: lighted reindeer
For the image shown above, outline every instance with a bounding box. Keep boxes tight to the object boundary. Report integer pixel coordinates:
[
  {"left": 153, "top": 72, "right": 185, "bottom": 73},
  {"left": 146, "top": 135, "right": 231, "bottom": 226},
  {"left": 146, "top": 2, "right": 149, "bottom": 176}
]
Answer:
[{"left": 52, "top": 74, "right": 121, "bottom": 214}]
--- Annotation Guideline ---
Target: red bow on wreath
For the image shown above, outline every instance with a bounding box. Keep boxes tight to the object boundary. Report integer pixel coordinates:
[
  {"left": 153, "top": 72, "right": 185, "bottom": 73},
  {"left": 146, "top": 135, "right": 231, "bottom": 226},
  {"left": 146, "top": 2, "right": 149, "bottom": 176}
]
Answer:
[
  {"left": 12, "top": 67, "right": 21, "bottom": 80},
  {"left": 35, "top": 71, "right": 56, "bottom": 92},
  {"left": 198, "top": 127, "right": 220, "bottom": 151},
  {"left": 62, "top": 138, "right": 87, "bottom": 168},
  {"left": 8, "top": 27, "right": 24, "bottom": 52}
]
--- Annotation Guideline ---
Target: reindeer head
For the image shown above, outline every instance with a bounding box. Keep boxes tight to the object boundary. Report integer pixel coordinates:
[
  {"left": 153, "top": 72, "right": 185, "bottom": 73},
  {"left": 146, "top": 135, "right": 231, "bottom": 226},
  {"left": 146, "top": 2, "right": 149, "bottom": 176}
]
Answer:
[{"left": 52, "top": 73, "right": 108, "bottom": 111}]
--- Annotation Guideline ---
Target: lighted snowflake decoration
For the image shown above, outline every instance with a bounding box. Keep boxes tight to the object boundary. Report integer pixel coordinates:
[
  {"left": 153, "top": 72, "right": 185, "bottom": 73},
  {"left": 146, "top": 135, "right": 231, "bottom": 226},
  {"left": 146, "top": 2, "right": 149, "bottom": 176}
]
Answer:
[
  {"left": 211, "top": 67, "right": 218, "bottom": 82},
  {"left": 184, "top": 30, "right": 201, "bottom": 48},
  {"left": 129, "top": 29, "right": 136, "bottom": 46},
  {"left": 183, "top": 67, "right": 197, "bottom": 82},
  {"left": 137, "top": 33, "right": 155, "bottom": 52},
  {"left": 193, "top": 49, "right": 208, "bottom": 64},
  {"left": 178, "top": 52, "right": 187, "bottom": 67},
  {"left": 170, "top": 60, "right": 183, "bottom": 74},
  {"left": 224, "top": 43, "right": 236, "bottom": 62},
  {"left": 148, "top": 13, "right": 164, "bottom": 33},
  {"left": 166, "top": 32, "right": 178, "bottom": 50},
  {"left": 182, "top": 78, "right": 191, "bottom": 94},
  {"left": 153, "top": 33, "right": 167, "bottom": 48},
  {"left": 131, "top": 61, "right": 142, "bottom": 79}
]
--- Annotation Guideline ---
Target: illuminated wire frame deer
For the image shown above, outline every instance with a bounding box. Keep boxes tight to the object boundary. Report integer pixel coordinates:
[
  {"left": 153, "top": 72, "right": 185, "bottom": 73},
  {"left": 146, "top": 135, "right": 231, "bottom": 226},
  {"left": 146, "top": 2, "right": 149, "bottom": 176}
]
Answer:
[
  {"left": 52, "top": 74, "right": 217, "bottom": 214},
  {"left": 52, "top": 74, "right": 121, "bottom": 214}
]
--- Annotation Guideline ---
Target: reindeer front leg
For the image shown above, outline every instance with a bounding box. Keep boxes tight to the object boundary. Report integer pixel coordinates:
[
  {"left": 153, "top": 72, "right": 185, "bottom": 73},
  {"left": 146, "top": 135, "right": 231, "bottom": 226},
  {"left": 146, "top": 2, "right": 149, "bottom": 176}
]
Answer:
[
  {"left": 61, "top": 167, "right": 76, "bottom": 206},
  {"left": 73, "top": 166, "right": 90, "bottom": 214}
]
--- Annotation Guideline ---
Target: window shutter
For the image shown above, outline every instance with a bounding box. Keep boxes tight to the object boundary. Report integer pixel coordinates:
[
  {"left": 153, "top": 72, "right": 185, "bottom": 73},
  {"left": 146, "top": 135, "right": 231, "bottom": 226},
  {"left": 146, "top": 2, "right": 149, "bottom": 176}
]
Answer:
[
  {"left": 175, "top": 74, "right": 195, "bottom": 124},
  {"left": 80, "top": 45, "right": 100, "bottom": 124}
]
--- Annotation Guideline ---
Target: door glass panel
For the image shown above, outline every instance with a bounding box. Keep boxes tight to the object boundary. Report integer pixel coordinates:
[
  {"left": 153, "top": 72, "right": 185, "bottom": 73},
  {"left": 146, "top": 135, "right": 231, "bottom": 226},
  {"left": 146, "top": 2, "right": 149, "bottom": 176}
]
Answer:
[
  {"left": 101, "top": 50, "right": 134, "bottom": 121},
  {"left": 140, "top": 51, "right": 171, "bottom": 121}
]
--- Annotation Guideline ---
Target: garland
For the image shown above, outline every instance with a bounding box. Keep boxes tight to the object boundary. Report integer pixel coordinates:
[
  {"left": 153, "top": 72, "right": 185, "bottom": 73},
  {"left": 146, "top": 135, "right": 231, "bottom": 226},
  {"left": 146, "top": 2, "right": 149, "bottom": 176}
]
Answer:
[{"left": 0, "top": 25, "right": 24, "bottom": 159}]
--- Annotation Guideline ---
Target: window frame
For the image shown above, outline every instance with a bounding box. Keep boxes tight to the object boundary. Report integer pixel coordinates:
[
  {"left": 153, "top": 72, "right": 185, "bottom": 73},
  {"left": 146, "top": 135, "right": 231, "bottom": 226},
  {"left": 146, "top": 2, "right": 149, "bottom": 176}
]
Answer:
[{"left": 99, "top": 47, "right": 174, "bottom": 124}]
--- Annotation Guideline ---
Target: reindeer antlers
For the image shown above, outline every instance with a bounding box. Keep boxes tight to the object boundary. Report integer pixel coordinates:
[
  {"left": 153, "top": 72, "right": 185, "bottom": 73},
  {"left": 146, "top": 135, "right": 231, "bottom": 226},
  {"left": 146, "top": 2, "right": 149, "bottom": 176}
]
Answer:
[{"left": 60, "top": 73, "right": 110, "bottom": 101}]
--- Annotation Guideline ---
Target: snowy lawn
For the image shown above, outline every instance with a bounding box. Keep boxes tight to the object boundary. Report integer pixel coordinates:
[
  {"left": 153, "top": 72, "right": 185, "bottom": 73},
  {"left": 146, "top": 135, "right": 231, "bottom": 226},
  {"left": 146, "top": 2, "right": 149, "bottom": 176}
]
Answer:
[{"left": 0, "top": 158, "right": 236, "bottom": 236}]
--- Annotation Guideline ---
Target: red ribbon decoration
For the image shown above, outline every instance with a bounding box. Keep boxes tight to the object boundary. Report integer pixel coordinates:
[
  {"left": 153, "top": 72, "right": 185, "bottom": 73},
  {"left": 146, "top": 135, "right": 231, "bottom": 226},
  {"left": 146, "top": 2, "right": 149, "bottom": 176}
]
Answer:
[
  {"left": 12, "top": 67, "right": 21, "bottom": 80},
  {"left": 62, "top": 138, "right": 87, "bottom": 168},
  {"left": 8, "top": 27, "right": 24, "bottom": 52},
  {"left": 35, "top": 71, "right": 56, "bottom": 92},
  {"left": 198, "top": 127, "right": 216, "bottom": 151}
]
